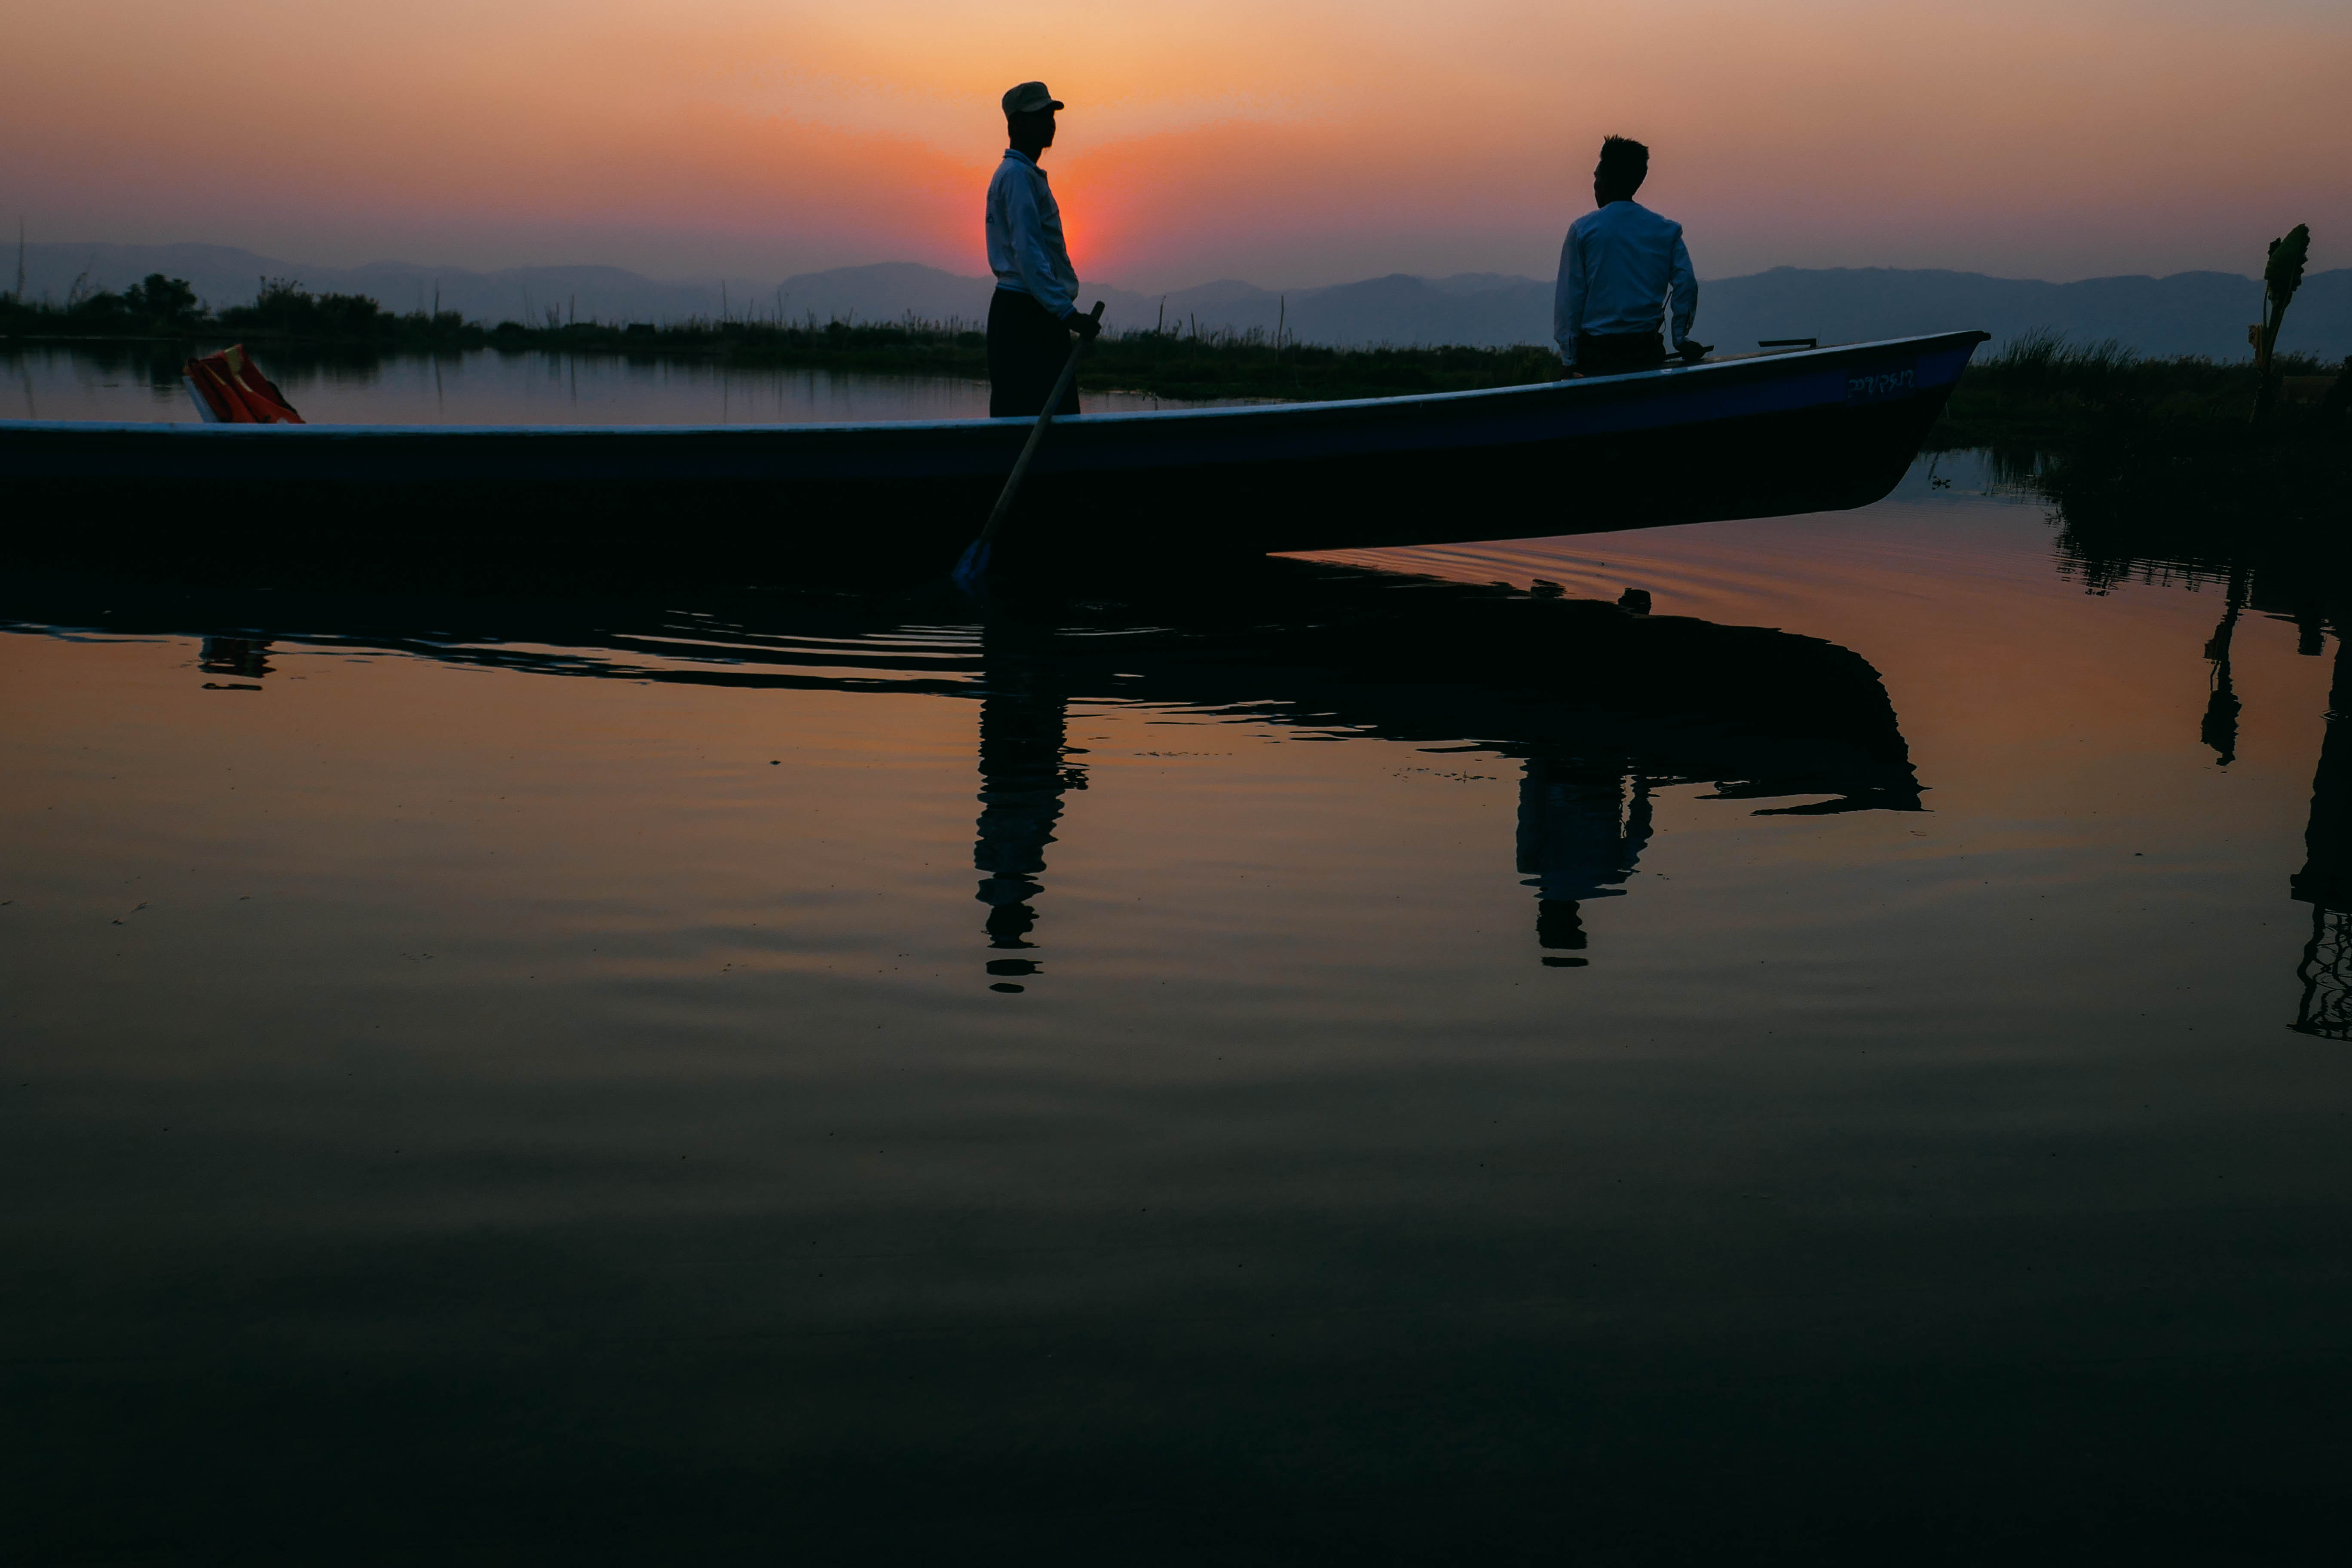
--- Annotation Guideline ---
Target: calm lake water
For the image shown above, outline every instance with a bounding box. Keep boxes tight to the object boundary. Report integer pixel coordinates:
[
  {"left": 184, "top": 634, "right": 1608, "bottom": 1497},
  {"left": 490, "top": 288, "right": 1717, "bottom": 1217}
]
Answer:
[
  {"left": 3, "top": 342, "right": 1227, "bottom": 424},
  {"left": 5, "top": 451, "right": 2351, "bottom": 1561}
]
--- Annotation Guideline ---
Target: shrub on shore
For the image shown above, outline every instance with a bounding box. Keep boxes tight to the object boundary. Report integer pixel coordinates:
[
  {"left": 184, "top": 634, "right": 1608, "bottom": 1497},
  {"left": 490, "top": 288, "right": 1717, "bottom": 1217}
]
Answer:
[{"left": 0, "top": 270, "right": 208, "bottom": 335}]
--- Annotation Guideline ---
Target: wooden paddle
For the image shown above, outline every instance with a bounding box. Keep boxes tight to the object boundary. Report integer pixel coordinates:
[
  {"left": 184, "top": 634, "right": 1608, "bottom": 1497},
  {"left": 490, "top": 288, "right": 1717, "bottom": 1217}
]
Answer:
[{"left": 953, "top": 300, "right": 1105, "bottom": 588}]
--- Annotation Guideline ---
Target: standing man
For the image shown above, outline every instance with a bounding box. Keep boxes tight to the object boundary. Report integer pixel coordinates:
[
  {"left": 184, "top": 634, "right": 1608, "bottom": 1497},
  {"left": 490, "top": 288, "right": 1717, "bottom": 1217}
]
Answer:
[
  {"left": 1554, "top": 136, "right": 1709, "bottom": 377},
  {"left": 986, "top": 81, "right": 1101, "bottom": 418}
]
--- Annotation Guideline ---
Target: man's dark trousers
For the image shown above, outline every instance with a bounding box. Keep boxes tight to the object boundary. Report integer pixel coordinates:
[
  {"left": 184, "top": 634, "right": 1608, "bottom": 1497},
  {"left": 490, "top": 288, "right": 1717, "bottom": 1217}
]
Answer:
[
  {"left": 988, "top": 288, "right": 1082, "bottom": 418},
  {"left": 1574, "top": 330, "right": 1666, "bottom": 377}
]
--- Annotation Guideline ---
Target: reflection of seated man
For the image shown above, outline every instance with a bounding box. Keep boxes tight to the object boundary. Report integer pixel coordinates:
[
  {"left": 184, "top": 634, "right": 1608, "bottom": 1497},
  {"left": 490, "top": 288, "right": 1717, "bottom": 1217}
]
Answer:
[
  {"left": 1517, "top": 762, "right": 1651, "bottom": 956},
  {"left": 1553, "top": 135, "right": 1709, "bottom": 378}
]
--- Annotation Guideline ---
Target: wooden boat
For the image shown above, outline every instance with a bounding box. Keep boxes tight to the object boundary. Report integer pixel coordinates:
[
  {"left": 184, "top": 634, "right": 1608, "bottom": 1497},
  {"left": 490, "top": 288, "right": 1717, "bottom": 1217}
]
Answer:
[{"left": 0, "top": 331, "right": 1986, "bottom": 568}]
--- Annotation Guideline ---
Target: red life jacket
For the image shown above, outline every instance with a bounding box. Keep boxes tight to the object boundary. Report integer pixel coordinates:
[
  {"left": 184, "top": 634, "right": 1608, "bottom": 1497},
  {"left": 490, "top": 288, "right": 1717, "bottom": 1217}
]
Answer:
[{"left": 182, "top": 345, "right": 304, "bottom": 423}]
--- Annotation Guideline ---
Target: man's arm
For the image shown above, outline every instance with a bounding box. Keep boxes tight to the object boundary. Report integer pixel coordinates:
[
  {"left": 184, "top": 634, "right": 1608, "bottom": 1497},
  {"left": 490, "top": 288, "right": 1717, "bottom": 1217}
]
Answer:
[
  {"left": 1668, "top": 229, "right": 1698, "bottom": 348},
  {"left": 1553, "top": 227, "right": 1584, "bottom": 368},
  {"left": 1003, "top": 167, "right": 1078, "bottom": 319}
]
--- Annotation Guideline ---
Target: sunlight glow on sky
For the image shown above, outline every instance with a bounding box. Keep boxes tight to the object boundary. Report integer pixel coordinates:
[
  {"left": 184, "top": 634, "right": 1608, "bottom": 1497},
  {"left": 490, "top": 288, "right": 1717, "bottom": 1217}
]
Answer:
[{"left": 3, "top": 0, "right": 2345, "bottom": 288}]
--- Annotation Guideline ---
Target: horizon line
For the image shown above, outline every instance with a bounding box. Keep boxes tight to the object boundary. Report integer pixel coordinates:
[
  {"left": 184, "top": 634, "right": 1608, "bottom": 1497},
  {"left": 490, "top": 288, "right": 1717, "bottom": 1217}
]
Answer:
[{"left": 7, "top": 238, "right": 2297, "bottom": 296}]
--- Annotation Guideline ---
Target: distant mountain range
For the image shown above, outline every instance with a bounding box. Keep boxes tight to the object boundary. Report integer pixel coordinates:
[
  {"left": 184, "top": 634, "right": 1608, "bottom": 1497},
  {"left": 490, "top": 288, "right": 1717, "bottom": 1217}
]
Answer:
[{"left": 14, "top": 242, "right": 2350, "bottom": 360}]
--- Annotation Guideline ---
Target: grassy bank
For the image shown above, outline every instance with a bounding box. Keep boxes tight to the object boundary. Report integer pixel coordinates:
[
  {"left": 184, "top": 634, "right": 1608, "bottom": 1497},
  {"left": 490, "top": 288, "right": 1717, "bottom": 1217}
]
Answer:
[
  {"left": 0, "top": 276, "right": 1561, "bottom": 401},
  {"left": 1929, "top": 330, "right": 2346, "bottom": 450},
  {"left": 1936, "top": 331, "right": 2349, "bottom": 563},
  {"left": 7, "top": 275, "right": 2344, "bottom": 438}
]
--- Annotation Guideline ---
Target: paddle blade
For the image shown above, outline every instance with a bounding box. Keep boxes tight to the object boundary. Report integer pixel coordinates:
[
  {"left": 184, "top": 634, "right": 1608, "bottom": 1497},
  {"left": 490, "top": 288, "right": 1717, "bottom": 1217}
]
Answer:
[{"left": 952, "top": 537, "right": 992, "bottom": 590}]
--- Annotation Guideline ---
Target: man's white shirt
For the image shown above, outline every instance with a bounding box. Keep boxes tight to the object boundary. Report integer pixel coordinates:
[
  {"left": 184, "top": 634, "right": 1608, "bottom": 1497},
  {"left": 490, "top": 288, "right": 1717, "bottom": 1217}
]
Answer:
[
  {"left": 986, "top": 150, "right": 1080, "bottom": 319},
  {"left": 1553, "top": 201, "right": 1697, "bottom": 367}
]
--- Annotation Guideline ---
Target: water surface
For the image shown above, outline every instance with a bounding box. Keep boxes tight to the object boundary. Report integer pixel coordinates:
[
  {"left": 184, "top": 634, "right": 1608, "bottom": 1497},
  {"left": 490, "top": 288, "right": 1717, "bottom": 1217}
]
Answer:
[
  {"left": 4, "top": 342, "right": 1225, "bottom": 424},
  {"left": 4, "top": 453, "right": 2348, "bottom": 1562}
]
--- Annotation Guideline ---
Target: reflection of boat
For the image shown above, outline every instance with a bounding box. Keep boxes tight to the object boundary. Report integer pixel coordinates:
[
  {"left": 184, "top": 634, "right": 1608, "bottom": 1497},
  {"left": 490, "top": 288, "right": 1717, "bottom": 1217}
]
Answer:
[
  {"left": 965, "top": 569, "right": 1923, "bottom": 976},
  {"left": 2, "top": 333, "right": 1986, "bottom": 560},
  {"left": 6, "top": 559, "right": 1924, "bottom": 980}
]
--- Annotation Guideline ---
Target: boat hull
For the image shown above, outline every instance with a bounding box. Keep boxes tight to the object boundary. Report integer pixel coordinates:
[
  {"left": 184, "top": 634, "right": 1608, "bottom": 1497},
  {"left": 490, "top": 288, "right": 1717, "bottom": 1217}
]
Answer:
[{"left": 0, "top": 332, "right": 1985, "bottom": 571}]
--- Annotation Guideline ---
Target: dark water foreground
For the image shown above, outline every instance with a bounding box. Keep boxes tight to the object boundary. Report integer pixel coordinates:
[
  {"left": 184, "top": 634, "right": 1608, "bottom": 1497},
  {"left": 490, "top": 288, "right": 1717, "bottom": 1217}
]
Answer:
[{"left": 5, "top": 455, "right": 2352, "bottom": 1563}]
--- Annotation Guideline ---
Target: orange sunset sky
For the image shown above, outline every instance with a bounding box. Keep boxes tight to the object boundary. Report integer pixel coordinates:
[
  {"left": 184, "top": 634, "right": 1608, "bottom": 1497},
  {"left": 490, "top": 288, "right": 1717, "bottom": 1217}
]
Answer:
[{"left": 4, "top": 0, "right": 2345, "bottom": 289}]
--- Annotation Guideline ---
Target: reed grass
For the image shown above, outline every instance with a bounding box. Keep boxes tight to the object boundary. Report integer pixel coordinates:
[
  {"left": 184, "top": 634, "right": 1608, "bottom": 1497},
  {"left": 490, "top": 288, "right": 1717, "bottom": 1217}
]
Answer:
[
  {"left": 1928, "top": 327, "right": 2344, "bottom": 450},
  {"left": 474, "top": 311, "right": 1565, "bottom": 399}
]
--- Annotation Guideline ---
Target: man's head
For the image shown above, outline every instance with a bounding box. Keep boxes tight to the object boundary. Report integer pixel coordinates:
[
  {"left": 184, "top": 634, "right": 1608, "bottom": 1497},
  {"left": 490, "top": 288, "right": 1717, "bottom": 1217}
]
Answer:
[
  {"left": 1004, "top": 81, "right": 1064, "bottom": 156},
  {"left": 1592, "top": 135, "right": 1649, "bottom": 206}
]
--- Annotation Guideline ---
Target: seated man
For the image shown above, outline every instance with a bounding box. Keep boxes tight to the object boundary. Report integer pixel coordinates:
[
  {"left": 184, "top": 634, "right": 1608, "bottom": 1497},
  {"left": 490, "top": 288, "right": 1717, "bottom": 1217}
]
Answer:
[
  {"left": 985, "top": 80, "right": 1102, "bottom": 418},
  {"left": 1553, "top": 135, "right": 1709, "bottom": 377}
]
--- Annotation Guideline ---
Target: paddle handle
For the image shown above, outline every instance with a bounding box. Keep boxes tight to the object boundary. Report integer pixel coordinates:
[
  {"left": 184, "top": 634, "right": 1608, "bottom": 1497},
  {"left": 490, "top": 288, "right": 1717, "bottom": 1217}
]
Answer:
[{"left": 975, "top": 300, "right": 1103, "bottom": 548}]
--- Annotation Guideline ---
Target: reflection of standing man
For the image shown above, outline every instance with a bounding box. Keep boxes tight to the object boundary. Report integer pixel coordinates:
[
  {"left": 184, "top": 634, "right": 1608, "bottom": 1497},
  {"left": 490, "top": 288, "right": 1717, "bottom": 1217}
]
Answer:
[
  {"left": 972, "top": 625, "right": 1088, "bottom": 975},
  {"left": 986, "top": 81, "right": 1102, "bottom": 418}
]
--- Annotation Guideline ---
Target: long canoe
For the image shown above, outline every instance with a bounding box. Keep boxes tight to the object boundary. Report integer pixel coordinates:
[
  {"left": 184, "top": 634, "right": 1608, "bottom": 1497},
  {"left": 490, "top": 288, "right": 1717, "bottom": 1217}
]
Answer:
[{"left": 1, "top": 331, "right": 1986, "bottom": 568}]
